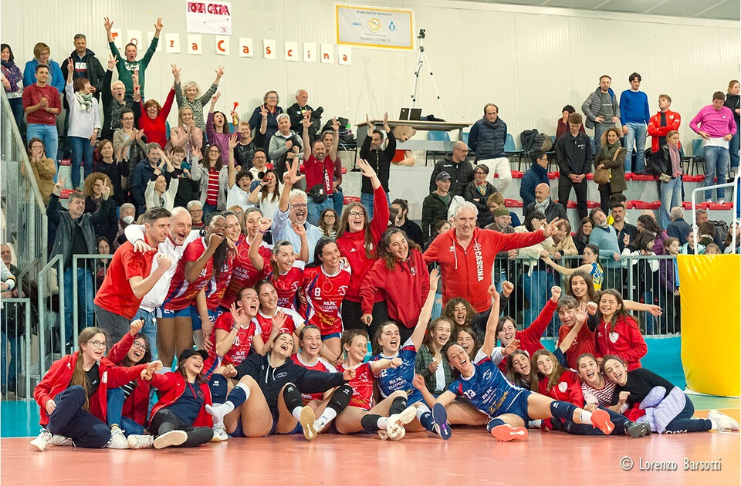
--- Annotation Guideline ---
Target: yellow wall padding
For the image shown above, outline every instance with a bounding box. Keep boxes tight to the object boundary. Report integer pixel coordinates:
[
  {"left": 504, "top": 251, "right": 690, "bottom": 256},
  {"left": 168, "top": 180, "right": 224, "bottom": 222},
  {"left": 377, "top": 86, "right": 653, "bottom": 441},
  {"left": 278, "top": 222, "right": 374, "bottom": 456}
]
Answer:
[{"left": 679, "top": 254, "right": 740, "bottom": 397}]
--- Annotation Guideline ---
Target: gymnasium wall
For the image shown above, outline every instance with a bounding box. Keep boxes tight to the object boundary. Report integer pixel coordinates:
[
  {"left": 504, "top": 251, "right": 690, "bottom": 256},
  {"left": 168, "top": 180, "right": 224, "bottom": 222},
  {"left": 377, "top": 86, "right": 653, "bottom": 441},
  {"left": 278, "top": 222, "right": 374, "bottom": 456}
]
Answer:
[{"left": 2, "top": 0, "right": 739, "bottom": 151}]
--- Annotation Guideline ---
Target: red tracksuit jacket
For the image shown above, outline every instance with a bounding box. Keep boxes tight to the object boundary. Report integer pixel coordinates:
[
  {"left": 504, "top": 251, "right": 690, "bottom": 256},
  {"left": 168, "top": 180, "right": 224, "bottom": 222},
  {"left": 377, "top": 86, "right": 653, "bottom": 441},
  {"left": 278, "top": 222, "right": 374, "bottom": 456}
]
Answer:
[
  {"left": 595, "top": 315, "right": 647, "bottom": 371},
  {"left": 424, "top": 226, "right": 546, "bottom": 313},
  {"left": 359, "top": 249, "right": 431, "bottom": 328},
  {"left": 149, "top": 372, "right": 214, "bottom": 427},
  {"left": 34, "top": 352, "right": 147, "bottom": 426},
  {"left": 497, "top": 300, "right": 556, "bottom": 372},
  {"left": 337, "top": 185, "right": 389, "bottom": 303},
  {"left": 107, "top": 332, "right": 152, "bottom": 426},
  {"left": 647, "top": 109, "right": 681, "bottom": 153}
]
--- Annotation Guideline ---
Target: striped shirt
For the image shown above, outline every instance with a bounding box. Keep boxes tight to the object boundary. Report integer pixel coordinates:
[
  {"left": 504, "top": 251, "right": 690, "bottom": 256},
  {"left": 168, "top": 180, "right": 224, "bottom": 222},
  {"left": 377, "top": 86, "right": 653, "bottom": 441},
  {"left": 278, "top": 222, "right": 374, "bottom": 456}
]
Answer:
[
  {"left": 206, "top": 169, "right": 220, "bottom": 205},
  {"left": 581, "top": 377, "right": 616, "bottom": 408}
]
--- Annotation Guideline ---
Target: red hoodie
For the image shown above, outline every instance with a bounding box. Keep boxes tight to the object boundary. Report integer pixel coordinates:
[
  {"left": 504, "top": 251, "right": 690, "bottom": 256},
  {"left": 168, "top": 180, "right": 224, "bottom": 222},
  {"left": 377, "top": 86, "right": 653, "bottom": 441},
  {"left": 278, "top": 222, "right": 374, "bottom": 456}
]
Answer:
[
  {"left": 539, "top": 369, "right": 584, "bottom": 406},
  {"left": 647, "top": 109, "right": 681, "bottom": 153},
  {"left": 359, "top": 249, "right": 430, "bottom": 328},
  {"left": 107, "top": 332, "right": 152, "bottom": 426},
  {"left": 595, "top": 315, "right": 647, "bottom": 371},
  {"left": 337, "top": 185, "right": 389, "bottom": 303},
  {"left": 424, "top": 226, "right": 546, "bottom": 313},
  {"left": 149, "top": 372, "right": 213, "bottom": 427},
  {"left": 33, "top": 352, "right": 147, "bottom": 426},
  {"left": 497, "top": 299, "right": 556, "bottom": 372}
]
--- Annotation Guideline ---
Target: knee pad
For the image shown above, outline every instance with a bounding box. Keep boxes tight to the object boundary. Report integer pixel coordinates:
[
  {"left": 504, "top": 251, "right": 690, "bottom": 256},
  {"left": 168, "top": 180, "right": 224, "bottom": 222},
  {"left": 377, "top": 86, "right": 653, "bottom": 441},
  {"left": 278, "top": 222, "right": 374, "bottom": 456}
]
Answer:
[
  {"left": 550, "top": 400, "right": 577, "bottom": 421},
  {"left": 329, "top": 384, "right": 353, "bottom": 411},
  {"left": 209, "top": 374, "right": 228, "bottom": 404},
  {"left": 282, "top": 383, "right": 303, "bottom": 409}
]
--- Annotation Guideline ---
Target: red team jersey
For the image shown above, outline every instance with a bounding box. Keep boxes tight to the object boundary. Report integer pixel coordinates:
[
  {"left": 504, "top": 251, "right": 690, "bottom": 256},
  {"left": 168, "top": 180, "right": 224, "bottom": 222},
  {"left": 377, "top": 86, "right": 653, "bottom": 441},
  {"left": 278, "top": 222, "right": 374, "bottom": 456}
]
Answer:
[
  {"left": 337, "top": 362, "right": 374, "bottom": 411},
  {"left": 203, "top": 312, "right": 262, "bottom": 373},
  {"left": 269, "top": 260, "right": 305, "bottom": 311},
  {"left": 204, "top": 250, "right": 236, "bottom": 311},
  {"left": 221, "top": 238, "right": 272, "bottom": 309},
  {"left": 163, "top": 238, "right": 214, "bottom": 311},
  {"left": 255, "top": 307, "right": 303, "bottom": 338},
  {"left": 291, "top": 353, "right": 337, "bottom": 403},
  {"left": 300, "top": 265, "right": 351, "bottom": 337}
]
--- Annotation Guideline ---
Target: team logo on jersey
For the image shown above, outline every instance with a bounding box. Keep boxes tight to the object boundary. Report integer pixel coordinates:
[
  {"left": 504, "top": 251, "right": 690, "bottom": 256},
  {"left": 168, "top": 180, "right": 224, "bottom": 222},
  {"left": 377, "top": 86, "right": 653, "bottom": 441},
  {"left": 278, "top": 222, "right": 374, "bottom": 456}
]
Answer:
[
  {"left": 473, "top": 243, "right": 484, "bottom": 282},
  {"left": 558, "top": 382, "right": 568, "bottom": 393},
  {"left": 275, "top": 372, "right": 288, "bottom": 379},
  {"left": 483, "top": 369, "right": 492, "bottom": 380},
  {"left": 409, "top": 266, "right": 417, "bottom": 275},
  {"left": 609, "top": 332, "right": 619, "bottom": 343}
]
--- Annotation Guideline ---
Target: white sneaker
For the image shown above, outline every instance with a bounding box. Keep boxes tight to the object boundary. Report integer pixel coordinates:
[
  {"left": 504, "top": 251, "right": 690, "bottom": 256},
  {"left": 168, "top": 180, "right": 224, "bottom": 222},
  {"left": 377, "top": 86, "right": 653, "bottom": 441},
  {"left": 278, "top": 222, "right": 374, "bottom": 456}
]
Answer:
[
  {"left": 153, "top": 430, "right": 188, "bottom": 449},
  {"left": 50, "top": 435, "right": 74, "bottom": 446},
  {"left": 709, "top": 410, "right": 739, "bottom": 432},
  {"left": 127, "top": 434, "right": 154, "bottom": 449},
  {"left": 377, "top": 429, "right": 388, "bottom": 440},
  {"left": 107, "top": 425, "right": 129, "bottom": 449},
  {"left": 30, "top": 429, "right": 52, "bottom": 452},
  {"left": 386, "top": 406, "right": 417, "bottom": 441},
  {"left": 211, "top": 423, "right": 229, "bottom": 442}
]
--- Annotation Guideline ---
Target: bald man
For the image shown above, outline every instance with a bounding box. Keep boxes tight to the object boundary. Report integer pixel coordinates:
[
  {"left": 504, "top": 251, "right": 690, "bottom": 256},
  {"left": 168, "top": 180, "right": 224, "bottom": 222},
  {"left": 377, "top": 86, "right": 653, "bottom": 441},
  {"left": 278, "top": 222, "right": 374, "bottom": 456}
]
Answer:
[
  {"left": 524, "top": 182, "right": 566, "bottom": 223},
  {"left": 429, "top": 141, "right": 474, "bottom": 197},
  {"left": 123, "top": 206, "right": 197, "bottom": 356},
  {"left": 287, "top": 89, "right": 317, "bottom": 136}
]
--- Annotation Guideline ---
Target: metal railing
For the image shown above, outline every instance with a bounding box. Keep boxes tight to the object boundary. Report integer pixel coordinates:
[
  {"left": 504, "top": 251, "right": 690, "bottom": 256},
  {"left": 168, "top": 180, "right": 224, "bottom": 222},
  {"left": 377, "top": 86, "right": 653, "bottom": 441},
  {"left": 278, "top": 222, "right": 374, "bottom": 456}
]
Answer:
[
  {"left": 485, "top": 254, "right": 683, "bottom": 338},
  {"left": 691, "top": 173, "right": 740, "bottom": 253},
  {"left": 1, "top": 89, "right": 48, "bottom": 271},
  {"left": 70, "top": 254, "right": 113, "bottom": 349},
  {"left": 35, "top": 254, "right": 64, "bottom": 382},
  {"left": 1, "top": 298, "right": 32, "bottom": 399}
]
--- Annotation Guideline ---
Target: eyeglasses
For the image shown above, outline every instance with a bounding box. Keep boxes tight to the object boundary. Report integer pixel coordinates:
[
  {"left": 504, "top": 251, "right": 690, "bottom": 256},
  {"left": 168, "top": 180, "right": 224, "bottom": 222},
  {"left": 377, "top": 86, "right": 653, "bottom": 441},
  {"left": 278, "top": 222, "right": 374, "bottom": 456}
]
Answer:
[
  {"left": 348, "top": 211, "right": 364, "bottom": 218},
  {"left": 291, "top": 203, "right": 307, "bottom": 209},
  {"left": 132, "top": 341, "right": 147, "bottom": 351},
  {"left": 87, "top": 340, "right": 107, "bottom": 348},
  {"left": 474, "top": 171, "right": 486, "bottom": 175}
]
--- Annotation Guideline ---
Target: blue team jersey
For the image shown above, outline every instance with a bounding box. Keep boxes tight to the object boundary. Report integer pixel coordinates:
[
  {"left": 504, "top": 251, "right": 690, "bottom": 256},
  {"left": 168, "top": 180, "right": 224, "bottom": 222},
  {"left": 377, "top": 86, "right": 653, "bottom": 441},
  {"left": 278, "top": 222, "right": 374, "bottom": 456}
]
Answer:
[
  {"left": 448, "top": 350, "right": 531, "bottom": 420},
  {"left": 370, "top": 338, "right": 424, "bottom": 405}
]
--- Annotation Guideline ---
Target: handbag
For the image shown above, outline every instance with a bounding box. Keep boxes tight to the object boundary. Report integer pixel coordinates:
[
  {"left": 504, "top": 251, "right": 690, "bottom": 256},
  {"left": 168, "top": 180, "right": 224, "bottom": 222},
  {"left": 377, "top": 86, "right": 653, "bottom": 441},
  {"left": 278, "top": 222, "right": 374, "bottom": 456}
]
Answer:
[
  {"left": 307, "top": 184, "right": 327, "bottom": 203},
  {"left": 594, "top": 148, "right": 619, "bottom": 185}
]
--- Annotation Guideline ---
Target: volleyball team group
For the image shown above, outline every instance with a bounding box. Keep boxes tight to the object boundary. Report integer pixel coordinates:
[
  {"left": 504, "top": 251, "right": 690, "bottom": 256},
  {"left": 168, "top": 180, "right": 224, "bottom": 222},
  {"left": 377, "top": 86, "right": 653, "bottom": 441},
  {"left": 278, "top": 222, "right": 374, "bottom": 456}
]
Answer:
[{"left": 29, "top": 151, "right": 739, "bottom": 452}]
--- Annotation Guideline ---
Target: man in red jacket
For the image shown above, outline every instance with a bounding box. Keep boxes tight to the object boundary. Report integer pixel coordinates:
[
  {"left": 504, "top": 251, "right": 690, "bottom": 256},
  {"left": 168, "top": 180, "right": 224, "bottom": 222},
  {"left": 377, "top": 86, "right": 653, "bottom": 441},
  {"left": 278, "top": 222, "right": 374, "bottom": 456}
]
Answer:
[
  {"left": 647, "top": 94, "right": 681, "bottom": 153},
  {"left": 424, "top": 201, "right": 560, "bottom": 313}
]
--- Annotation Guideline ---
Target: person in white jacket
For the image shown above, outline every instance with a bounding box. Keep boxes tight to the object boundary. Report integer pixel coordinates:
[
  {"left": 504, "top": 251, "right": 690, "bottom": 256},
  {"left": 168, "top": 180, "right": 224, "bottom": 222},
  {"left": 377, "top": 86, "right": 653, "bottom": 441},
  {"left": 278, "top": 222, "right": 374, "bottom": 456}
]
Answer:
[
  {"left": 124, "top": 207, "right": 199, "bottom": 358},
  {"left": 145, "top": 147, "right": 180, "bottom": 211},
  {"left": 65, "top": 60, "right": 101, "bottom": 190}
]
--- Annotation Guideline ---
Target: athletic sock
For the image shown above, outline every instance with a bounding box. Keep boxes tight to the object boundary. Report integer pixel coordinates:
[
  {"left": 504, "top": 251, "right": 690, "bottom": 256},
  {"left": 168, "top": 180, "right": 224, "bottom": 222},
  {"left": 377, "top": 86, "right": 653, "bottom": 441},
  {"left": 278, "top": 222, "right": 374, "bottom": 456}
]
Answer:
[
  {"left": 389, "top": 395, "right": 408, "bottom": 416},
  {"left": 360, "top": 414, "right": 385, "bottom": 433},
  {"left": 227, "top": 383, "right": 250, "bottom": 409},
  {"left": 209, "top": 374, "right": 228, "bottom": 404},
  {"left": 316, "top": 385, "right": 353, "bottom": 430},
  {"left": 579, "top": 411, "right": 593, "bottom": 425},
  {"left": 417, "top": 406, "right": 434, "bottom": 432},
  {"left": 486, "top": 418, "right": 506, "bottom": 433}
]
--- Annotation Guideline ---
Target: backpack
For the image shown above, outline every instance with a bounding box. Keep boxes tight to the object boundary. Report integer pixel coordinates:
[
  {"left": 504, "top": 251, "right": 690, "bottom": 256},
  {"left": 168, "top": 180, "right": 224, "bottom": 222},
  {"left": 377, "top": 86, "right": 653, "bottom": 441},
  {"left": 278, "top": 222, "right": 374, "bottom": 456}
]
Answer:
[
  {"left": 520, "top": 129, "right": 551, "bottom": 155},
  {"left": 711, "top": 220, "right": 729, "bottom": 243}
]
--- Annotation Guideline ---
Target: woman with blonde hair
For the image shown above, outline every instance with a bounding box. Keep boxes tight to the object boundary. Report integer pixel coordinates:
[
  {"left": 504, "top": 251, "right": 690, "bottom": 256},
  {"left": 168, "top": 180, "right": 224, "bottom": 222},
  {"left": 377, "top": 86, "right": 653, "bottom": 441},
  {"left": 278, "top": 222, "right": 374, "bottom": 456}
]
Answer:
[
  {"left": 172, "top": 63, "right": 223, "bottom": 130},
  {"left": 168, "top": 106, "right": 203, "bottom": 163},
  {"left": 24, "top": 137, "right": 56, "bottom": 204}
]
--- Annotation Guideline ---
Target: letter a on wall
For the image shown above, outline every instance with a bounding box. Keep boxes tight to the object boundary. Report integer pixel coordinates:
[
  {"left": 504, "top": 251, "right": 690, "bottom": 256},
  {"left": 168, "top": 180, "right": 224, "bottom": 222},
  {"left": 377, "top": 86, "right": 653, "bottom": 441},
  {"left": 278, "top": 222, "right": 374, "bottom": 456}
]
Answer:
[
  {"left": 239, "top": 38, "right": 254, "bottom": 58},
  {"left": 188, "top": 35, "right": 203, "bottom": 55},
  {"left": 338, "top": 46, "right": 352, "bottom": 65},
  {"left": 264, "top": 39, "right": 277, "bottom": 60},
  {"left": 216, "top": 36, "right": 230, "bottom": 55}
]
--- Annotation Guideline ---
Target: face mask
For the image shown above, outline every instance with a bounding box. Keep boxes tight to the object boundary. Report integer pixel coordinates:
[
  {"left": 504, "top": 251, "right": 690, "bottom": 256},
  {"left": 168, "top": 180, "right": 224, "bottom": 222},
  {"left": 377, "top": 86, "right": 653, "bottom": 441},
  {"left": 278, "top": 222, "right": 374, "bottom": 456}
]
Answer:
[{"left": 122, "top": 215, "right": 135, "bottom": 224}]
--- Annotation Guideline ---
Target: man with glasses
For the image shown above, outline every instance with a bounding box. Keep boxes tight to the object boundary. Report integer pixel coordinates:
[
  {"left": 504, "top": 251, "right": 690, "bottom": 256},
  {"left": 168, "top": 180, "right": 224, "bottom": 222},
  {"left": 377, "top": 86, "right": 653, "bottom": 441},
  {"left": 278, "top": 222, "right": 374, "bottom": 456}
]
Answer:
[
  {"left": 272, "top": 159, "right": 323, "bottom": 263},
  {"left": 187, "top": 200, "right": 204, "bottom": 229},
  {"left": 94, "top": 207, "right": 172, "bottom": 344},
  {"left": 429, "top": 141, "right": 474, "bottom": 197}
]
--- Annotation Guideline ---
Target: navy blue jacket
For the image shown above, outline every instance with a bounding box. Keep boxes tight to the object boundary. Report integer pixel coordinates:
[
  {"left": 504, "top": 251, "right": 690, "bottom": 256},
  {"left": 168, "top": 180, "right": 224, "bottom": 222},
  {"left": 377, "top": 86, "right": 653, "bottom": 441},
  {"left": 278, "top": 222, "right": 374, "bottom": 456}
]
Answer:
[{"left": 520, "top": 162, "right": 549, "bottom": 209}]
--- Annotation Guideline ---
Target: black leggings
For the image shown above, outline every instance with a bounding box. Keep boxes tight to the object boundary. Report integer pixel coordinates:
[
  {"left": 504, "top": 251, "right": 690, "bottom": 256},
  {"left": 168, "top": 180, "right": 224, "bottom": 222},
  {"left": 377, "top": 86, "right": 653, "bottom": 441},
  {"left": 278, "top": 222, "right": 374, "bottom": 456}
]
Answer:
[
  {"left": 150, "top": 409, "right": 213, "bottom": 447},
  {"left": 341, "top": 300, "right": 389, "bottom": 340}
]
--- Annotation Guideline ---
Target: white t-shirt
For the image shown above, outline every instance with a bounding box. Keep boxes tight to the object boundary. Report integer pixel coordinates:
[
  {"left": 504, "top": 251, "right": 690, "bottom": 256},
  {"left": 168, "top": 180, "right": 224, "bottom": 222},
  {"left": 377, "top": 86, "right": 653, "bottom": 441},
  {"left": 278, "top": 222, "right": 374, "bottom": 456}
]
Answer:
[{"left": 226, "top": 184, "right": 255, "bottom": 211}]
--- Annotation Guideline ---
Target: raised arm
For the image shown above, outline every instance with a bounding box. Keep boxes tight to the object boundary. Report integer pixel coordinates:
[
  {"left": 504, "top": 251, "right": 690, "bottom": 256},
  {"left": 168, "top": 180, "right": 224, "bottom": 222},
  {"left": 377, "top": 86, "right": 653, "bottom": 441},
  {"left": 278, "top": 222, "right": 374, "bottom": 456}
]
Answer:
[
  {"left": 129, "top": 254, "right": 171, "bottom": 299},
  {"left": 184, "top": 235, "right": 221, "bottom": 283},
  {"left": 248, "top": 218, "right": 272, "bottom": 272},
  {"left": 479, "top": 286, "right": 502, "bottom": 357},
  {"left": 227, "top": 133, "right": 238, "bottom": 188},
  {"left": 543, "top": 256, "right": 591, "bottom": 276},
  {"left": 301, "top": 115, "right": 312, "bottom": 161},
  {"left": 329, "top": 117, "right": 340, "bottom": 161},
  {"left": 410, "top": 269, "right": 440, "bottom": 351},
  {"left": 556, "top": 303, "right": 587, "bottom": 354}
]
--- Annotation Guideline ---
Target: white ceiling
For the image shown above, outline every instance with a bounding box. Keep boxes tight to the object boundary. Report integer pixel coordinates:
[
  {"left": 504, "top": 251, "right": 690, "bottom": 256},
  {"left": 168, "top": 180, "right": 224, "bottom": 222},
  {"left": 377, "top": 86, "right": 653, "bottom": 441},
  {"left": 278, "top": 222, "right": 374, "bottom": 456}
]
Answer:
[{"left": 465, "top": 0, "right": 740, "bottom": 21}]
